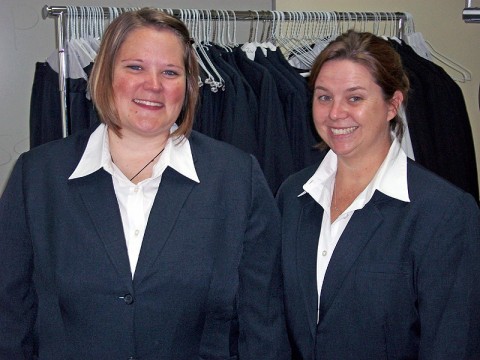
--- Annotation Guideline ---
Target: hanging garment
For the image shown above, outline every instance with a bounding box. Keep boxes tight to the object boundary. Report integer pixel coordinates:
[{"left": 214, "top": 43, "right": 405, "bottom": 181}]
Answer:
[
  {"left": 208, "top": 46, "right": 260, "bottom": 158},
  {"left": 391, "top": 40, "right": 479, "bottom": 200},
  {"left": 232, "top": 46, "right": 295, "bottom": 193},
  {"left": 254, "top": 48, "right": 321, "bottom": 171},
  {"left": 29, "top": 62, "right": 99, "bottom": 148}
]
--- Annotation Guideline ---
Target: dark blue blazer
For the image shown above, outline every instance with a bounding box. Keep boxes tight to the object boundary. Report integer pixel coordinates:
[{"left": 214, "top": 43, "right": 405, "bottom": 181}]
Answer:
[
  {"left": 276, "top": 155, "right": 480, "bottom": 360},
  {"left": 0, "top": 128, "right": 290, "bottom": 360}
]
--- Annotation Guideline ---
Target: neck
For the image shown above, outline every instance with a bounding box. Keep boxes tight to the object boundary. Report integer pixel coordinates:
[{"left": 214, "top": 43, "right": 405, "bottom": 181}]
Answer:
[
  {"left": 108, "top": 129, "right": 168, "bottom": 183},
  {"left": 331, "top": 152, "right": 387, "bottom": 223}
]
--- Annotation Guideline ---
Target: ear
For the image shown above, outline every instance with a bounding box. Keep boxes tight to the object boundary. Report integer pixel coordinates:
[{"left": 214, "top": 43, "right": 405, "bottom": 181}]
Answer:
[{"left": 387, "top": 90, "right": 404, "bottom": 121}]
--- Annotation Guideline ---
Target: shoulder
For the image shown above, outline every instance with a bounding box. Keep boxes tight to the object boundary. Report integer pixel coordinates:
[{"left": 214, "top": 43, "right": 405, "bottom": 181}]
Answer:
[
  {"left": 277, "top": 151, "right": 326, "bottom": 199},
  {"left": 187, "top": 131, "right": 276, "bottom": 203},
  {"left": 20, "top": 128, "right": 93, "bottom": 176},
  {"left": 275, "top": 162, "right": 321, "bottom": 213},
  {"left": 188, "top": 130, "right": 253, "bottom": 166},
  {"left": 406, "top": 159, "right": 479, "bottom": 214}
]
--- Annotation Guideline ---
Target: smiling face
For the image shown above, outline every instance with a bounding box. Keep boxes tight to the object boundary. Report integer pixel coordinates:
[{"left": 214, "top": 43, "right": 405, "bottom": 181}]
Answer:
[
  {"left": 112, "top": 26, "right": 186, "bottom": 140},
  {"left": 313, "top": 59, "right": 402, "bottom": 163}
]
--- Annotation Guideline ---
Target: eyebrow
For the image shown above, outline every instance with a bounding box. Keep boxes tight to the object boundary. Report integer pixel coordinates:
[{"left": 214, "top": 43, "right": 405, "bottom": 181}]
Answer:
[
  {"left": 346, "top": 86, "right": 367, "bottom": 92},
  {"left": 119, "top": 58, "right": 183, "bottom": 68},
  {"left": 314, "top": 85, "right": 367, "bottom": 92}
]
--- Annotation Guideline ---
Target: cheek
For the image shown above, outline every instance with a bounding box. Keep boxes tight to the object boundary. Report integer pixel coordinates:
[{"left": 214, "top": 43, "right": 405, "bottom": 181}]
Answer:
[
  {"left": 312, "top": 105, "right": 327, "bottom": 128},
  {"left": 168, "top": 82, "right": 187, "bottom": 107},
  {"left": 112, "top": 77, "right": 130, "bottom": 98}
]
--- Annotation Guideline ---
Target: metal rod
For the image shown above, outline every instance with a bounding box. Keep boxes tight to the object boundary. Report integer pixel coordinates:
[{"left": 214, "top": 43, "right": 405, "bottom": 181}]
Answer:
[
  {"left": 43, "top": 5, "right": 406, "bottom": 23},
  {"left": 55, "top": 12, "right": 68, "bottom": 138}
]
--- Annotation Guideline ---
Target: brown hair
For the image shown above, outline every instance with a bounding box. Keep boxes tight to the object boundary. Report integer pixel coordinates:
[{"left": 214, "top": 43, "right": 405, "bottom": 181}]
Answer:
[
  {"left": 89, "top": 8, "right": 199, "bottom": 138},
  {"left": 309, "top": 30, "right": 410, "bottom": 143}
]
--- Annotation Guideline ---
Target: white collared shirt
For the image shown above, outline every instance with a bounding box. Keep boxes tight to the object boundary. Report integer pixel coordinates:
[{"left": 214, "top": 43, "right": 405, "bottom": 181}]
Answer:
[
  {"left": 69, "top": 124, "right": 200, "bottom": 277},
  {"left": 300, "top": 139, "right": 410, "bottom": 321}
]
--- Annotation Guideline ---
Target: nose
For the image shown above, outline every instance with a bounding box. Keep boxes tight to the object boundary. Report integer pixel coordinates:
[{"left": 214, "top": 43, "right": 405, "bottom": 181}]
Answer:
[
  {"left": 329, "top": 100, "right": 347, "bottom": 120},
  {"left": 144, "top": 71, "right": 163, "bottom": 91}
]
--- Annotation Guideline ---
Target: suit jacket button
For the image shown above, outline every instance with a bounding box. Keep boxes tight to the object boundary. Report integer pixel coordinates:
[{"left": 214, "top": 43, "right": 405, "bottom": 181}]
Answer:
[{"left": 123, "top": 294, "right": 134, "bottom": 305}]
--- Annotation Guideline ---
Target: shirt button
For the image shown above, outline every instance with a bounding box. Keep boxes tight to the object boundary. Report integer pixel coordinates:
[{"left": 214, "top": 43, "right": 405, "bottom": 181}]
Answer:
[
  {"left": 123, "top": 294, "right": 134, "bottom": 305},
  {"left": 322, "top": 250, "right": 327, "bottom": 256},
  {"left": 134, "top": 187, "right": 139, "bottom": 193},
  {"left": 134, "top": 229, "right": 140, "bottom": 236}
]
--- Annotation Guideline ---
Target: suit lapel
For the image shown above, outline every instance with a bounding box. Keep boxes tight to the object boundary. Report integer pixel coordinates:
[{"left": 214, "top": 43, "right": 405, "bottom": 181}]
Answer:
[
  {"left": 318, "top": 200, "right": 383, "bottom": 320},
  {"left": 71, "top": 169, "right": 133, "bottom": 292},
  {"left": 297, "top": 198, "right": 323, "bottom": 337},
  {"left": 133, "top": 167, "right": 196, "bottom": 286}
]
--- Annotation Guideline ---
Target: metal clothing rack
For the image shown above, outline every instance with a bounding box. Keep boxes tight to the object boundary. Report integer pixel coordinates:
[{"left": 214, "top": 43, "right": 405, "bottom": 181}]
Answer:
[{"left": 42, "top": 5, "right": 408, "bottom": 138}]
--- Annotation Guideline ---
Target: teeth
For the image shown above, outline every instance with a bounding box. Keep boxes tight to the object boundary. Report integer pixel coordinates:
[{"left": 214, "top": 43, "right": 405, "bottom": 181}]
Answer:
[
  {"left": 133, "top": 99, "right": 162, "bottom": 107},
  {"left": 331, "top": 127, "right": 357, "bottom": 135}
]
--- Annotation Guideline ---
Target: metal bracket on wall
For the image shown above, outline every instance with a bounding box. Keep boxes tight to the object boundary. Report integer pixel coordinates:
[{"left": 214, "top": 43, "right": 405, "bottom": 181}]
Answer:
[{"left": 463, "top": 0, "right": 480, "bottom": 22}]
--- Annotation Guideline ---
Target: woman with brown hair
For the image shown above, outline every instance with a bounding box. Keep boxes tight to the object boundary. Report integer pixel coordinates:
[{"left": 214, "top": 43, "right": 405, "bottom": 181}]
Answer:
[{"left": 277, "top": 30, "right": 480, "bottom": 359}]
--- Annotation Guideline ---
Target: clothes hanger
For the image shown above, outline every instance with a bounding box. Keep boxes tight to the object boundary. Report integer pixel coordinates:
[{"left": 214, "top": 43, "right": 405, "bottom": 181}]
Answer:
[
  {"left": 84, "top": 6, "right": 102, "bottom": 53},
  {"left": 197, "top": 9, "right": 225, "bottom": 91},
  {"left": 425, "top": 40, "right": 472, "bottom": 82},
  {"left": 213, "top": 9, "right": 231, "bottom": 52},
  {"left": 227, "top": 10, "right": 239, "bottom": 48},
  {"left": 402, "top": 12, "right": 471, "bottom": 82},
  {"left": 275, "top": 11, "right": 316, "bottom": 69},
  {"left": 78, "top": 7, "right": 97, "bottom": 60},
  {"left": 241, "top": 10, "right": 265, "bottom": 59},
  {"left": 182, "top": 9, "right": 223, "bottom": 92},
  {"left": 259, "top": 14, "right": 276, "bottom": 53},
  {"left": 65, "top": 6, "right": 89, "bottom": 80}
]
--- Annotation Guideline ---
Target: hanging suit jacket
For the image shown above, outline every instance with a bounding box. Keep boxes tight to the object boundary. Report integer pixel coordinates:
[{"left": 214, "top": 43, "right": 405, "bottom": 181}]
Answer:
[
  {"left": 0, "top": 127, "right": 290, "bottom": 360},
  {"left": 254, "top": 48, "right": 316, "bottom": 173},
  {"left": 29, "top": 62, "right": 100, "bottom": 148},
  {"left": 390, "top": 40, "right": 479, "bottom": 201},
  {"left": 276, "top": 154, "right": 480, "bottom": 360},
  {"left": 233, "top": 46, "right": 295, "bottom": 194}
]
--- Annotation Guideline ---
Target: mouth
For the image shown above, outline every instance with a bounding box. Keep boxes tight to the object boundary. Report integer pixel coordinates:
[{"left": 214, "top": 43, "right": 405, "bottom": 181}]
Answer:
[
  {"left": 331, "top": 126, "right": 358, "bottom": 135},
  {"left": 133, "top": 99, "right": 163, "bottom": 107}
]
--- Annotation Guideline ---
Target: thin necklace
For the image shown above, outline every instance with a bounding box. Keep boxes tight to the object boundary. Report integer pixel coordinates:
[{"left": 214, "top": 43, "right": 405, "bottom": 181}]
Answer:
[
  {"left": 129, "top": 148, "right": 164, "bottom": 182},
  {"left": 112, "top": 148, "right": 164, "bottom": 182},
  {"left": 332, "top": 185, "right": 339, "bottom": 212}
]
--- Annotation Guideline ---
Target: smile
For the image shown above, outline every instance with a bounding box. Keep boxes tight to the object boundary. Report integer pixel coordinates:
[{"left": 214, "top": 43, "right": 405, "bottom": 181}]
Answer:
[
  {"left": 331, "top": 126, "right": 358, "bottom": 135},
  {"left": 133, "top": 99, "right": 162, "bottom": 107}
]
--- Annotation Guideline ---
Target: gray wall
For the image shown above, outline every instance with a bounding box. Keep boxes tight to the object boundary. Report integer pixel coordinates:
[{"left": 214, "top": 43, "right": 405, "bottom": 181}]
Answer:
[{"left": 0, "top": 0, "right": 272, "bottom": 193}]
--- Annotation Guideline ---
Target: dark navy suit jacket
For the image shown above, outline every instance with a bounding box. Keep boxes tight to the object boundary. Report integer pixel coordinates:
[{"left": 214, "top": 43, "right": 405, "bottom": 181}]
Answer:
[
  {"left": 276, "top": 154, "right": 480, "bottom": 360},
  {"left": 0, "top": 128, "right": 290, "bottom": 360}
]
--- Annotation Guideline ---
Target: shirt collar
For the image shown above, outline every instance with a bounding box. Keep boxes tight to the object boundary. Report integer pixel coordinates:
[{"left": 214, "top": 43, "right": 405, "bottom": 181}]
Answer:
[
  {"left": 300, "top": 139, "right": 410, "bottom": 209},
  {"left": 69, "top": 123, "right": 200, "bottom": 183},
  {"left": 373, "top": 138, "right": 410, "bottom": 202}
]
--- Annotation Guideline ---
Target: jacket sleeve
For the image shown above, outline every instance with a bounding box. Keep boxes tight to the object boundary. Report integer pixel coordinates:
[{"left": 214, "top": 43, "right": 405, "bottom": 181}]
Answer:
[
  {"left": 417, "top": 192, "right": 480, "bottom": 359},
  {"left": 0, "top": 155, "right": 37, "bottom": 359},
  {"left": 237, "top": 155, "right": 291, "bottom": 360}
]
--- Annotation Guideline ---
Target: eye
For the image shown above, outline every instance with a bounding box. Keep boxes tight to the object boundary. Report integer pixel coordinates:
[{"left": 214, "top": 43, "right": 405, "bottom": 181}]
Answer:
[
  {"left": 126, "top": 65, "right": 142, "bottom": 71},
  {"left": 349, "top": 96, "right": 362, "bottom": 102},
  {"left": 163, "top": 69, "right": 181, "bottom": 77},
  {"left": 316, "top": 94, "right": 331, "bottom": 102}
]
